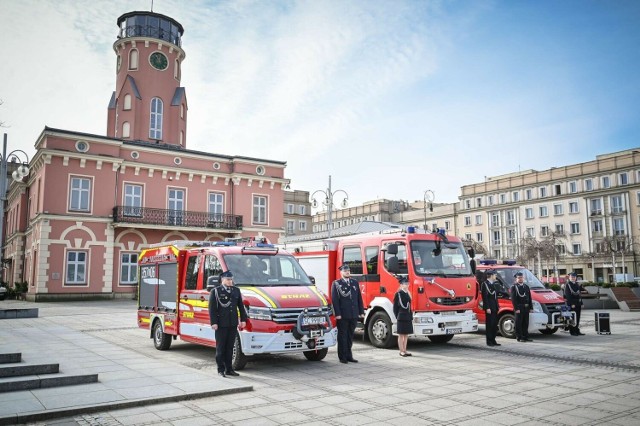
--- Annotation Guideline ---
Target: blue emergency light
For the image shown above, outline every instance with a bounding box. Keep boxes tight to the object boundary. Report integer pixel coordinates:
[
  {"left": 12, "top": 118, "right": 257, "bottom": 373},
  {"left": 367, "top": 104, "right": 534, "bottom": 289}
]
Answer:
[
  {"left": 502, "top": 259, "right": 517, "bottom": 266},
  {"left": 407, "top": 226, "right": 416, "bottom": 234},
  {"left": 479, "top": 259, "right": 498, "bottom": 265}
]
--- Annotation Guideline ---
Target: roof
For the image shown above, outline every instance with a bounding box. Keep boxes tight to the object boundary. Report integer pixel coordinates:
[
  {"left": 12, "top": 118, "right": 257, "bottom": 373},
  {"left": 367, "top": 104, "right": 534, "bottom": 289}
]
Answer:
[{"left": 281, "top": 221, "right": 402, "bottom": 243}]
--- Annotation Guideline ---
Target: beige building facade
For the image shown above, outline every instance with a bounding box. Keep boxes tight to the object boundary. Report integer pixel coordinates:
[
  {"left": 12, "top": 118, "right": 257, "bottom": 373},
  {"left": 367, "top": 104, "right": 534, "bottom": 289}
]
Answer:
[{"left": 283, "top": 190, "right": 312, "bottom": 238}]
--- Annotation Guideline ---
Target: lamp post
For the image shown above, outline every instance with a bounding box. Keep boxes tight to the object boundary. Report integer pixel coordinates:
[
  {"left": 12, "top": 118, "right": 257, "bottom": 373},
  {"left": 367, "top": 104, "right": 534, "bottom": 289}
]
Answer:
[
  {"left": 311, "top": 175, "right": 348, "bottom": 238},
  {"left": 0, "top": 134, "right": 31, "bottom": 274},
  {"left": 422, "top": 190, "right": 434, "bottom": 231}
]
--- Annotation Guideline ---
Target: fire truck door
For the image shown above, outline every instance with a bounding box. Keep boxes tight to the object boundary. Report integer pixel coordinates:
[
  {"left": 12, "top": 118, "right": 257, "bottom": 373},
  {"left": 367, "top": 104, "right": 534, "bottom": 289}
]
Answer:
[{"left": 179, "top": 253, "right": 215, "bottom": 342}]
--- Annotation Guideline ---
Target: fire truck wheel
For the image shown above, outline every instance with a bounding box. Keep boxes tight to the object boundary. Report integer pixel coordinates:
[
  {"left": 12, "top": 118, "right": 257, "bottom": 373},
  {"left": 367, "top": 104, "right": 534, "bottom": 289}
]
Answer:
[
  {"left": 367, "top": 311, "right": 396, "bottom": 348},
  {"left": 539, "top": 327, "right": 558, "bottom": 335},
  {"left": 231, "top": 334, "right": 248, "bottom": 370},
  {"left": 303, "top": 348, "right": 329, "bottom": 361},
  {"left": 153, "top": 320, "right": 172, "bottom": 350},
  {"left": 428, "top": 335, "right": 454, "bottom": 344},
  {"left": 498, "top": 313, "right": 516, "bottom": 339}
]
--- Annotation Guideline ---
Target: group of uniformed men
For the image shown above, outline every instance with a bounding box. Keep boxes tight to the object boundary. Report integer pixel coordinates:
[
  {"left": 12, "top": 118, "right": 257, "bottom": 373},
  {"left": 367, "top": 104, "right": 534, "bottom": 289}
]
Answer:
[{"left": 482, "top": 270, "right": 586, "bottom": 346}]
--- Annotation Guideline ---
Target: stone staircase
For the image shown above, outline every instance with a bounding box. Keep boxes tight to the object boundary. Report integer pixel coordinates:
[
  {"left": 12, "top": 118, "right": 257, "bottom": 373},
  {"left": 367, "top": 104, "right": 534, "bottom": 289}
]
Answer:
[
  {"left": 610, "top": 287, "right": 640, "bottom": 312},
  {"left": 0, "top": 352, "right": 98, "bottom": 393}
]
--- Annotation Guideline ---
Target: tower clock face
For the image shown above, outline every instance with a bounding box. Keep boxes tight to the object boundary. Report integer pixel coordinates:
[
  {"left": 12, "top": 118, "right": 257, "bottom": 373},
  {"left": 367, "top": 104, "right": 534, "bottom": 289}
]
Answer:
[{"left": 149, "top": 52, "right": 168, "bottom": 70}]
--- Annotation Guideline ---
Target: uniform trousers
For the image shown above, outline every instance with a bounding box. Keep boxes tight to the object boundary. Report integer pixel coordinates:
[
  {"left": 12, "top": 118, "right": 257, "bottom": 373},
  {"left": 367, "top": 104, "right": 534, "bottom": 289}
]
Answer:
[
  {"left": 515, "top": 306, "right": 530, "bottom": 339},
  {"left": 215, "top": 326, "right": 238, "bottom": 373},
  {"left": 570, "top": 304, "right": 582, "bottom": 334},
  {"left": 485, "top": 309, "right": 498, "bottom": 344},
  {"left": 337, "top": 318, "right": 358, "bottom": 361}
]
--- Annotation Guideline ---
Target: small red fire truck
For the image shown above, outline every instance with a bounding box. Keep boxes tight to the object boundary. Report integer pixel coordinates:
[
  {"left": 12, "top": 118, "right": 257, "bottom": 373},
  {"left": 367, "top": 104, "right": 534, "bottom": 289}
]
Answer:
[
  {"left": 137, "top": 239, "right": 336, "bottom": 370},
  {"left": 474, "top": 260, "right": 575, "bottom": 338},
  {"left": 284, "top": 227, "right": 479, "bottom": 348}
]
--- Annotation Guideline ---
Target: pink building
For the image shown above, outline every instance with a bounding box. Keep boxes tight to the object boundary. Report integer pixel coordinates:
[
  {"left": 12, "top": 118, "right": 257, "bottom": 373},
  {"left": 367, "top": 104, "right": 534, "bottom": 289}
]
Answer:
[{"left": 2, "top": 11, "right": 288, "bottom": 300}]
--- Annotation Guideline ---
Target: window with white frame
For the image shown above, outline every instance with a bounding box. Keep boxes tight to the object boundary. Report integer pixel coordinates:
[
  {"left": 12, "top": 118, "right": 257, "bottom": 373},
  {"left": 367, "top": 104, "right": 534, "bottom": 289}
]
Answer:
[
  {"left": 464, "top": 216, "right": 471, "bottom": 226},
  {"left": 445, "top": 221, "right": 451, "bottom": 230},
  {"left": 611, "top": 195, "right": 624, "bottom": 214},
  {"left": 590, "top": 199, "right": 602, "bottom": 215},
  {"left": 539, "top": 206, "right": 548, "bottom": 217},
  {"left": 592, "top": 220, "right": 603, "bottom": 233},
  {"left": 572, "top": 243, "right": 581, "bottom": 255},
  {"left": 585, "top": 178, "right": 593, "bottom": 191},
  {"left": 120, "top": 252, "right": 138, "bottom": 285},
  {"left": 637, "top": 192, "right": 640, "bottom": 205},
  {"left": 476, "top": 197, "right": 482, "bottom": 207},
  {"left": 66, "top": 251, "right": 87, "bottom": 285},
  {"left": 123, "top": 94, "right": 132, "bottom": 110},
  {"left": 208, "top": 192, "right": 224, "bottom": 221},
  {"left": 554, "top": 204, "right": 563, "bottom": 215},
  {"left": 554, "top": 184, "right": 562, "bottom": 196},
  {"left": 569, "top": 181, "right": 577, "bottom": 193},
  {"left": 555, "top": 224, "right": 564, "bottom": 234},
  {"left": 299, "top": 220, "right": 307, "bottom": 231},
  {"left": 299, "top": 205, "right": 306, "bottom": 215},
  {"left": 512, "top": 191, "right": 519, "bottom": 202},
  {"left": 149, "top": 97, "right": 163, "bottom": 139},
  {"left": 525, "top": 207, "right": 534, "bottom": 219},
  {"left": 491, "top": 213, "right": 500, "bottom": 227},
  {"left": 465, "top": 233, "right": 472, "bottom": 240},
  {"left": 493, "top": 249, "right": 501, "bottom": 258},
  {"left": 122, "top": 122, "right": 130, "bottom": 138},
  {"left": 556, "top": 244, "right": 566, "bottom": 255},
  {"left": 541, "top": 225, "right": 549, "bottom": 237},
  {"left": 253, "top": 195, "right": 267, "bottom": 224},
  {"left": 569, "top": 201, "right": 579, "bottom": 213},
  {"left": 539, "top": 186, "right": 547, "bottom": 198},
  {"left": 465, "top": 200, "right": 471, "bottom": 209},
  {"left": 601, "top": 176, "right": 610, "bottom": 188},
  {"left": 619, "top": 172, "right": 628, "bottom": 186},
  {"left": 507, "top": 229, "right": 516, "bottom": 244},
  {"left": 500, "top": 194, "right": 506, "bottom": 204},
  {"left": 69, "top": 177, "right": 91, "bottom": 212},
  {"left": 286, "top": 203, "right": 294, "bottom": 214},
  {"left": 613, "top": 218, "right": 625, "bottom": 235},
  {"left": 506, "top": 211, "right": 515, "bottom": 225},
  {"left": 476, "top": 232, "right": 483, "bottom": 242},
  {"left": 286, "top": 220, "right": 295, "bottom": 234},
  {"left": 525, "top": 227, "right": 535, "bottom": 238},
  {"left": 493, "top": 230, "right": 501, "bottom": 245},
  {"left": 123, "top": 183, "right": 142, "bottom": 216},
  {"left": 475, "top": 214, "right": 482, "bottom": 225},
  {"left": 525, "top": 189, "right": 532, "bottom": 200},
  {"left": 128, "top": 49, "right": 138, "bottom": 70},
  {"left": 488, "top": 195, "right": 494, "bottom": 206},
  {"left": 570, "top": 222, "right": 580, "bottom": 234}
]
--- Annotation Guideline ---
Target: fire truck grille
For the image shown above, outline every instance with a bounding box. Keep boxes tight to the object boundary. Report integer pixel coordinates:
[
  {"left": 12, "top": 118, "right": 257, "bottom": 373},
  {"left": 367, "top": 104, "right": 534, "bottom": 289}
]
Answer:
[
  {"left": 284, "top": 339, "right": 325, "bottom": 350},
  {"left": 429, "top": 297, "right": 467, "bottom": 306},
  {"left": 272, "top": 307, "right": 332, "bottom": 324}
]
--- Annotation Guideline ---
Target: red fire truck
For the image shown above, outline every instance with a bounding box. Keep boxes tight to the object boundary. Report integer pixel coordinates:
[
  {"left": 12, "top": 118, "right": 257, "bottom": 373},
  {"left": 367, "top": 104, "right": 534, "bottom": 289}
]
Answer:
[
  {"left": 284, "top": 227, "right": 479, "bottom": 348},
  {"left": 474, "top": 260, "right": 575, "bottom": 338},
  {"left": 137, "top": 239, "right": 337, "bottom": 370}
]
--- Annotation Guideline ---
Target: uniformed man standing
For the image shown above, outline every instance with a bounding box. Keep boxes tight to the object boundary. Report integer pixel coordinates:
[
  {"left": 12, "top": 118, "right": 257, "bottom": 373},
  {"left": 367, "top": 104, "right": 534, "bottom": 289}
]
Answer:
[
  {"left": 331, "top": 264, "right": 365, "bottom": 364},
  {"left": 564, "top": 271, "right": 586, "bottom": 336},
  {"left": 481, "top": 269, "right": 501, "bottom": 347},
  {"left": 209, "top": 270, "right": 247, "bottom": 377},
  {"left": 511, "top": 272, "right": 533, "bottom": 342}
]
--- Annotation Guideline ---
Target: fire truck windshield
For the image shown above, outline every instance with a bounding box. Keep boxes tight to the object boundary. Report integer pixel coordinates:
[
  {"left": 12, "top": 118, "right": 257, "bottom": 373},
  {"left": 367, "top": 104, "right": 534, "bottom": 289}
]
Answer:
[
  {"left": 410, "top": 241, "right": 472, "bottom": 277},
  {"left": 222, "top": 254, "right": 313, "bottom": 286},
  {"left": 494, "top": 267, "right": 545, "bottom": 290}
]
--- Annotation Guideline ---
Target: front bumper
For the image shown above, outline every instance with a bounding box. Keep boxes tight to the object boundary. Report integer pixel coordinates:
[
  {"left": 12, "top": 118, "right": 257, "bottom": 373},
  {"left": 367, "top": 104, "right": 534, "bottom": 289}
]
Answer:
[
  {"left": 528, "top": 312, "right": 550, "bottom": 332},
  {"left": 238, "top": 328, "right": 338, "bottom": 355},
  {"left": 405, "top": 311, "right": 478, "bottom": 336}
]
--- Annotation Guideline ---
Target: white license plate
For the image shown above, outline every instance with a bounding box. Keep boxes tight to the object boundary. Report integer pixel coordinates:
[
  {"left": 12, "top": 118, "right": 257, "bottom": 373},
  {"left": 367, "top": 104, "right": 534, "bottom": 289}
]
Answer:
[
  {"left": 310, "top": 330, "right": 324, "bottom": 338},
  {"left": 302, "top": 316, "right": 325, "bottom": 326},
  {"left": 446, "top": 328, "right": 462, "bottom": 334}
]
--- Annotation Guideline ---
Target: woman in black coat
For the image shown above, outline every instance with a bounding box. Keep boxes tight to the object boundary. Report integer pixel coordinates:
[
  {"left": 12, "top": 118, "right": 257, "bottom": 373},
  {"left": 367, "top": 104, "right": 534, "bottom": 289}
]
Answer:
[{"left": 393, "top": 277, "right": 413, "bottom": 357}]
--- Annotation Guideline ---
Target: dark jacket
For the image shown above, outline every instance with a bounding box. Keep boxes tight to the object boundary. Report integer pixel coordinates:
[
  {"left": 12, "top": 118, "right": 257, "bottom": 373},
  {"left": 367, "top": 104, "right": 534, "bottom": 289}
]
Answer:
[
  {"left": 511, "top": 283, "right": 532, "bottom": 309},
  {"left": 331, "top": 277, "right": 365, "bottom": 319},
  {"left": 563, "top": 280, "right": 584, "bottom": 305},
  {"left": 393, "top": 291, "right": 412, "bottom": 321},
  {"left": 481, "top": 280, "right": 500, "bottom": 312},
  {"left": 209, "top": 285, "right": 248, "bottom": 327}
]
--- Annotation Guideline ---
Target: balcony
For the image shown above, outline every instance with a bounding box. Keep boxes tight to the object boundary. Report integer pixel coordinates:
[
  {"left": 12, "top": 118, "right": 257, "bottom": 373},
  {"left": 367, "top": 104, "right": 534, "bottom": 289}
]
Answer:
[{"left": 112, "top": 206, "right": 243, "bottom": 230}]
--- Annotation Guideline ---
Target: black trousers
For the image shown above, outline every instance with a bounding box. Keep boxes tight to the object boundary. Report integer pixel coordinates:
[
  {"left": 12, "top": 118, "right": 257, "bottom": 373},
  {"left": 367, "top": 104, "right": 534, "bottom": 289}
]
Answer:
[
  {"left": 215, "top": 326, "right": 238, "bottom": 372},
  {"left": 337, "top": 318, "right": 358, "bottom": 361},
  {"left": 570, "top": 304, "right": 582, "bottom": 334},
  {"left": 485, "top": 309, "right": 498, "bottom": 344},
  {"left": 515, "top": 307, "right": 530, "bottom": 339}
]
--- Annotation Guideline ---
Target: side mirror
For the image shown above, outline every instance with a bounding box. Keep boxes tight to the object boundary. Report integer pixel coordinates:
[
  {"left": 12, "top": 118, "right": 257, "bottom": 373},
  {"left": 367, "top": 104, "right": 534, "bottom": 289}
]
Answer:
[
  {"left": 206, "top": 276, "right": 220, "bottom": 290},
  {"left": 387, "top": 244, "right": 398, "bottom": 255},
  {"left": 387, "top": 257, "right": 399, "bottom": 273},
  {"left": 308, "top": 276, "right": 316, "bottom": 285},
  {"left": 467, "top": 248, "right": 475, "bottom": 259}
]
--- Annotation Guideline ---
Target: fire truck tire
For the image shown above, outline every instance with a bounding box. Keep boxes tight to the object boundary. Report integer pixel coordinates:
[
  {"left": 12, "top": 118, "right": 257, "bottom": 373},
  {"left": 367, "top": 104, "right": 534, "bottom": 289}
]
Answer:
[
  {"left": 303, "top": 348, "right": 329, "bottom": 361},
  {"left": 153, "top": 320, "right": 172, "bottom": 350},
  {"left": 231, "top": 335, "right": 248, "bottom": 370},
  {"left": 498, "top": 313, "right": 516, "bottom": 339},
  {"left": 367, "top": 311, "right": 396, "bottom": 348},
  {"left": 428, "top": 335, "right": 454, "bottom": 343},
  {"left": 539, "top": 327, "right": 558, "bottom": 335}
]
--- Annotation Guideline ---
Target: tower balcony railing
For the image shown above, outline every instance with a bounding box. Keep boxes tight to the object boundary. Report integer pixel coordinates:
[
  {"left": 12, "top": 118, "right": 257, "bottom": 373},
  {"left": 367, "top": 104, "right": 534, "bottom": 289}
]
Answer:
[
  {"left": 119, "top": 25, "right": 182, "bottom": 47},
  {"left": 113, "top": 206, "right": 242, "bottom": 230}
]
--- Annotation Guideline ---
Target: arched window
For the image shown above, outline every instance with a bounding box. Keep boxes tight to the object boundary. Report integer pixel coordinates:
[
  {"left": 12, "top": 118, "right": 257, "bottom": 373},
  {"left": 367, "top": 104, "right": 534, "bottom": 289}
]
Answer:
[
  {"left": 122, "top": 122, "right": 130, "bottom": 138},
  {"left": 150, "top": 98, "right": 163, "bottom": 140},
  {"left": 179, "top": 130, "right": 184, "bottom": 145},
  {"left": 129, "top": 49, "right": 138, "bottom": 70},
  {"left": 174, "top": 59, "right": 180, "bottom": 80},
  {"left": 123, "top": 94, "right": 132, "bottom": 110},
  {"left": 180, "top": 103, "right": 184, "bottom": 119}
]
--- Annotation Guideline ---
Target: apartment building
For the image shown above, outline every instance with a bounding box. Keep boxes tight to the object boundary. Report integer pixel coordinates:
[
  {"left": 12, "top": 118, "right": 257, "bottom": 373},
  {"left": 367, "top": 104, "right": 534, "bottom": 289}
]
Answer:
[{"left": 283, "top": 190, "right": 312, "bottom": 237}]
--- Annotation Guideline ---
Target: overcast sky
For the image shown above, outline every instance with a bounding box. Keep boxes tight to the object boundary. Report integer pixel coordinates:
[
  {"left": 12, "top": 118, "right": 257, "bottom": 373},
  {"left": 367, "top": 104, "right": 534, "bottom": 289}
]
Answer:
[{"left": 1, "top": 0, "right": 639, "bottom": 207}]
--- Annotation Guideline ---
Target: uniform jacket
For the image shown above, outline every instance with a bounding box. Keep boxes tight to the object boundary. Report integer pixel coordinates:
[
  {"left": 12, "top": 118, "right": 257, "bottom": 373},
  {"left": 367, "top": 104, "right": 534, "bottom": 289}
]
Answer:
[
  {"left": 209, "top": 285, "right": 248, "bottom": 327},
  {"left": 563, "top": 280, "right": 585, "bottom": 305},
  {"left": 393, "top": 290, "right": 412, "bottom": 321},
  {"left": 481, "top": 280, "right": 501, "bottom": 312},
  {"left": 511, "top": 283, "right": 532, "bottom": 309},
  {"left": 331, "top": 277, "right": 365, "bottom": 319}
]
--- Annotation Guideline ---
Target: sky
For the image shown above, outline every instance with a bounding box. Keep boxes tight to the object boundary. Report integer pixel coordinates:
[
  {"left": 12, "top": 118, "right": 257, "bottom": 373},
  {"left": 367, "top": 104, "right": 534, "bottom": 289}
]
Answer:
[{"left": 1, "top": 0, "right": 639, "bottom": 208}]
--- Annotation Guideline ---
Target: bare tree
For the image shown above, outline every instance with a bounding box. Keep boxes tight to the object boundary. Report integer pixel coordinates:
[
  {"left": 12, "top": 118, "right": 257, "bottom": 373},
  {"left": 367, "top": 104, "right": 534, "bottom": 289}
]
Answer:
[{"left": 0, "top": 99, "right": 6, "bottom": 128}]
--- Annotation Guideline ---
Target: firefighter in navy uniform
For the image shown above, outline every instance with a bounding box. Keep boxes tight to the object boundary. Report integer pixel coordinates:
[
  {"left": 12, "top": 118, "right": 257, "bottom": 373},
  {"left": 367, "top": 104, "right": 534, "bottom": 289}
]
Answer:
[
  {"left": 564, "top": 271, "right": 586, "bottom": 336},
  {"left": 481, "top": 269, "right": 503, "bottom": 347},
  {"left": 331, "top": 264, "right": 365, "bottom": 364},
  {"left": 511, "top": 272, "right": 533, "bottom": 342},
  {"left": 209, "top": 270, "right": 247, "bottom": 377}
]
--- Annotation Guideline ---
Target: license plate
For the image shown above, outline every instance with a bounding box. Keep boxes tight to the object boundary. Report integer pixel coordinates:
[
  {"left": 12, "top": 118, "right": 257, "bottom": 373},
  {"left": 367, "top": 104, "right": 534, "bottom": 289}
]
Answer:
[
  {"left": 310, "top": 330, "right": 324, "bottom": 338},
  {"left": 302, "top": 316, "right": 325, "bottom": 326},
  {"left": 446, "top": 328, "right": 462, "bottom": 334}
]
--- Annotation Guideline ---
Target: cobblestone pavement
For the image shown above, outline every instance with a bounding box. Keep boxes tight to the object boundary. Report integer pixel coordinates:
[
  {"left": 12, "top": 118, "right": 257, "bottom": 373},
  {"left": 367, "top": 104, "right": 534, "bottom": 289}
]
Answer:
[{"left": 2, "top": 300, "right": 639, "bottom": 425}]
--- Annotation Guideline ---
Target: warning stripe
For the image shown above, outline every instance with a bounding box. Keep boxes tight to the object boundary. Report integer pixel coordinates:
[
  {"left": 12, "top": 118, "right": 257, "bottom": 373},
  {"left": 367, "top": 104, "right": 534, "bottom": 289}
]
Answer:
[
  {"left": 243, "top": 287, "right": 278, "bottom": 308},
  {"left": 309, "top": 286, "right": 328, "bottom": 306}
]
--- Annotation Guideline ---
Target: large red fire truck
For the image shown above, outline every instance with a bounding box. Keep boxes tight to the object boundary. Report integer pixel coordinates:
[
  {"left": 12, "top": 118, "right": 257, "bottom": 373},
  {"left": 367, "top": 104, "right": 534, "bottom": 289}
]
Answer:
[
  {"left": 474, "top": 259, "right": 575, "bottom": 338},
  {"left": 137, "top": 239, "right": 336, "bottom": 370},
  {"left": 283, "top": 227, "right": 479, "bottom": 348}
]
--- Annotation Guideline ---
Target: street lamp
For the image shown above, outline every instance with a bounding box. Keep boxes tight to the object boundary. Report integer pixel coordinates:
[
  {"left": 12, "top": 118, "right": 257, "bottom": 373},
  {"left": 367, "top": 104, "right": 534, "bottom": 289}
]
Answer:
[
  {"left": 422, "top": 190, "right": 434, "bottom": 231},
  {"left": 0, "top": 133, "right": 31, "bottom": 269},
  {"left": 311, "top": 175, "right": 348, "bottom": 238}
]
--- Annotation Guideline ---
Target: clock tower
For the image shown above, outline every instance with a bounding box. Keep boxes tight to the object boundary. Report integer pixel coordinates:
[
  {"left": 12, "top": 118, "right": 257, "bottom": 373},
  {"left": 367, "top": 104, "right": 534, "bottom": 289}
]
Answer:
[{"left": 107, "top": 11, "right": 188, "bottom": 148}]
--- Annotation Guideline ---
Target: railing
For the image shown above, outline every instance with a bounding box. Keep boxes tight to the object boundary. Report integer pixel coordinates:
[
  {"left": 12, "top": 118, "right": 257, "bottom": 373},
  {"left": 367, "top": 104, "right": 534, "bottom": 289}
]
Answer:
[
  {"left": 112, "top": 206, "right": 242, "bottom": 230},
  {"left": 119, "top": 25, "right": 181, "bottom": 46}
]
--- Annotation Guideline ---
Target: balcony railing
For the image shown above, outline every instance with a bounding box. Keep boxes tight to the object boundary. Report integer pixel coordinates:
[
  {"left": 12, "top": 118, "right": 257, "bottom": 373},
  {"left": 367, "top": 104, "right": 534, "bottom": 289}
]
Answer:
[{"left": 113, "top": 206, "right": 243, "bottom": 230}]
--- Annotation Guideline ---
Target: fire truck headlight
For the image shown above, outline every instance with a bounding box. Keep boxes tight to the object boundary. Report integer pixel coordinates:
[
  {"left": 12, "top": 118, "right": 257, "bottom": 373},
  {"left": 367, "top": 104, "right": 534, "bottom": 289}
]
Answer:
[
  {"left": 531, "top": 300, "right": 543, "bottom": 313},
  {"left": 247, "top": 306, "right": 272, "bottom": 321},
  {"left": 436, "top": 298, "right": 443, "bottom": 303},
  {"left": 414, "top": 317, "right": 434, "bottom": 324},
  {"left": 465, "top": 296, "right": 472, "bottom": 303}
]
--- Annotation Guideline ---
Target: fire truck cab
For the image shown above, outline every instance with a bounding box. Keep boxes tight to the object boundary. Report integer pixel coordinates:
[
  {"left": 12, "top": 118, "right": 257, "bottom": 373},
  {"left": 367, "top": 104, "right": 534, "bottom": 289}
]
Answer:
[
  {"left": 474, "top": 260, "right": 576, "bottom": 338},
  {"left": 137, "top": 239, "right": 336, "bottom": 370},
  {"left": 285, "top": 227, "right": 479, "bottom": 349}
]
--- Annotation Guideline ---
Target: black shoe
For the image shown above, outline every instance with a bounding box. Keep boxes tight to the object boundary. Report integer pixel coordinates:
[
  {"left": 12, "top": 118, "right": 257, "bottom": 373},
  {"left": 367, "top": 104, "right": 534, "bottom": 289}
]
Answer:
[
  {"left": 493, "top": 342, "right": 501, "bottom": 346},
  {"left": 347, "top": 358, "right": 358, "bottom": 363},
  {"left": 487, "top": 343, "right": 496, "bottom": 347},
  {"left": 524, "top": 338, "right": 533, "bottom": 342},
  {"left": 218, "top": 371, "right": 226, "bottom": 378},
  {"left": 339, "top": 359, "right": 348, "bottom": 364},
  {"left": 517, "top": 338, "right": 524, "bottom": 342},
  {"left": 225, "top": 370, "right": 240, "bottom": 377}
]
